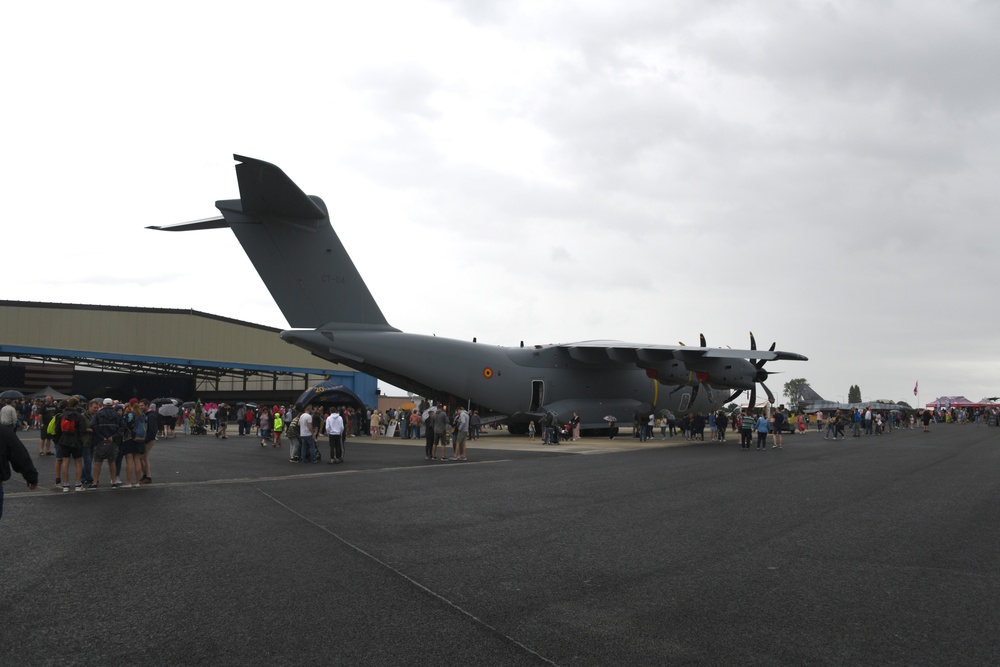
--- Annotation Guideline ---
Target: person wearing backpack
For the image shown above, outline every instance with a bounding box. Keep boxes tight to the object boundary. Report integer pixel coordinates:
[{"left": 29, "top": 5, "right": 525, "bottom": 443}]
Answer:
[
  {"left": 121, "top": 399, "right": 147, "bottom": 488},
  {"left": 53, "top": 397, "right": 85, "bottom": 492}
]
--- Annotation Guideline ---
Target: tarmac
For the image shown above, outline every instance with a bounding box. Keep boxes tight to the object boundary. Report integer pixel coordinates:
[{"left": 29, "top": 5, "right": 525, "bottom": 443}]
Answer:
[{"left": 2, "top": 425, "right": 998, "bottom": 666}]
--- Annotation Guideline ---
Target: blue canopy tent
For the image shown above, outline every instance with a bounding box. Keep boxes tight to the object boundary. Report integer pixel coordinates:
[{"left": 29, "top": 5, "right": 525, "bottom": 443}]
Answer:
[{"left": 294, "top": 381, "right": 367, "bottom": 412}]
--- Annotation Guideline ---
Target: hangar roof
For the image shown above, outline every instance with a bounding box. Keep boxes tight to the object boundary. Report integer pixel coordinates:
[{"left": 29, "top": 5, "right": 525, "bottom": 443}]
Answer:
[{"left": 0, "top": 300, "right": 349, "bottom": 376}]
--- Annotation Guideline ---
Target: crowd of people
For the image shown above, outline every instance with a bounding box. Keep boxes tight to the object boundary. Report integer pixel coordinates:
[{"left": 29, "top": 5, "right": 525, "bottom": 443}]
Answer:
[
  {"left": 5, "top": 390, "right": 998, "bottom": 518},
  {"left": 0, "top": 394, "right": 159, "bottom": 495}
]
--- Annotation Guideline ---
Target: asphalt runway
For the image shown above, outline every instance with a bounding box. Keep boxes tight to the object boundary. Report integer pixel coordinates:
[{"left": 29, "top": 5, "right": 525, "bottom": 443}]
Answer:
[{"left": 3, "top": 426, "right": 998, "bottom": 666}]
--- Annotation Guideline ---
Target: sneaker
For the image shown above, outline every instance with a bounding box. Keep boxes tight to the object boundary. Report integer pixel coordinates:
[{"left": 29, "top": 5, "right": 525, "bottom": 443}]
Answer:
[
  {"left": 62, "top": 484, "right": 70, "bottom": 493},
  {"left": 328, "top": 459, "right": 336, "bottom": 464},
  {"left": 55, "top": 478, "right": 62, "bottom": 486},
  {"left": 75, "top": 484, "right": 83, "bottom": 492},
  {"left": 112, "top": 482, "right": 122, "bottom": 489}
]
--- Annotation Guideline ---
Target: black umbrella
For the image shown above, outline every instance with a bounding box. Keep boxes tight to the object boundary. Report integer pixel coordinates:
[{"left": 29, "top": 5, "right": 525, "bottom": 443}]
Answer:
[
  {"left": 152, "top": 397, "right": 181, "bottom": 406},
  {"left": 0, "top": 389, "right": 25, "bottom": 399}
]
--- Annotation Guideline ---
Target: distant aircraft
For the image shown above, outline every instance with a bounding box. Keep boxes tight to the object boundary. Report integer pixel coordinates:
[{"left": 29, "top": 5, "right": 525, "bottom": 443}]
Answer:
[
  {"left": 149, "top": 156, "right": 807, "bottom": 432},
  {"left": 796, "top": 384, "right": 906, "bottom": 413}
]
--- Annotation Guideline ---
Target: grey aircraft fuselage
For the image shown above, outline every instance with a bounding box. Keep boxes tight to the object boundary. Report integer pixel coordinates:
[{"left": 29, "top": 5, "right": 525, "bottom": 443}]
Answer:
[{"left": 281, "top": 328, "right": 752, "bottom": 429}]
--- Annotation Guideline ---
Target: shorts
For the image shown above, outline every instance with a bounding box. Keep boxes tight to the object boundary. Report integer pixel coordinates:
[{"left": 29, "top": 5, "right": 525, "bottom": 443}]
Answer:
[
  {"left": 56, "top": 444, "right": 83, "bottom": 459},
  {"left": 94, "top": 445, "right": 119, "bottom": 462},
  {"left": 455, "top": 431, "right": 468, "bottom": 445},
  {"left": 124, "top": 439, "right": 145, "bottom": 456}
]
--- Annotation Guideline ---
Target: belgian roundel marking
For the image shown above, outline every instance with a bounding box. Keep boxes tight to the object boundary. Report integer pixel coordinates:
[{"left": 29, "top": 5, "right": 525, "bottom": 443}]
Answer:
[{"left": 483, "top": 367, "right": 494, "bottom": 379}]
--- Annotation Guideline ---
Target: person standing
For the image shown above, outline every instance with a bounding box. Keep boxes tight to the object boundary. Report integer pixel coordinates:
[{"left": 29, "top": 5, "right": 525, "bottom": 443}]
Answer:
[
  {"left": 39, "top": 395, "right": 58, "bottom": 457},
  {"left": 716, "top": 411, "right": 728, "bottom": 442},
  {"left": 325, "top": 409, "right": 344, "bottom": 464},
  {"left": 139, "top": 400, "right": 158, "bottom": 485},
  {"left": 286, "top": 409, "right": 301, "bottom": 462},
  {"left": 691, "top": 413, "right": 705, "bottom": 441},
  {"left": 740, "top": 410, "right": 755, "bottom": 450},
  {"left": 570, "top": 411, "right": 581, "bottom": 442},
  {"left": 79, "top": 399, "right": 100, "bottom": 489},
  {"left": 216, "top": 404, "right": 230, "bottom": 439},
  {"left": 771, "top": 405, "right": 786, "bottom": 449},
  {"left": 423, "top": 409, "right": 436, "bottom": 459},
  {"left": 272, "top": 409, "right": 283, "bottom": 448},
  {"left": 432, "top": 405, "right": 450, "bottom": 461},
  {"left": 299, "top": 408, "right": 316, "bottom": 464},
  {"left": 90, "top": 398, "right": 123, "bottom": 487},
  {"left": 259, "top": 407, "right": 271, "bottom": 447},
  {"left": 470, "top": 409, "right": 482, "bottom": 441},
  {"left": 53, "top": 397, "right": 86, "bottom": 492},
  {"left": 755, "top": 411, "right": 770, "bottom": 450},
  {"left": 370, "top": 410, "right": 381, "bottom": 440},
  {"left": 921, "top": 409, "right": 932, "bottom": 432},
  {"left": 453, "top": 406, "right": 469, "bottom": 461},
  {"left": 121, "top": 399, "right": 147, "bottom": 488},
  {"left": 1, "top": 425, "right": 38, "bottom": 520}
]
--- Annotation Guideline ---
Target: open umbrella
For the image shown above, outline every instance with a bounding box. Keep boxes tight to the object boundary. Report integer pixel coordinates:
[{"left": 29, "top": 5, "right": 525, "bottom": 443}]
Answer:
[
  {"left": 158, "top": 404, "right": 180, "bottom": 417},
  {"left": 0, "top": 389, "right": 25, "bottom": 399},
  {"left": 602, "top": 415, "right": 618, "bottom": 422},
  {"left": 400, "top": 401, "right": 417, "bottom": 410},
  {"left": 152, "top": 397, "right": 181, "bottom": 406}
]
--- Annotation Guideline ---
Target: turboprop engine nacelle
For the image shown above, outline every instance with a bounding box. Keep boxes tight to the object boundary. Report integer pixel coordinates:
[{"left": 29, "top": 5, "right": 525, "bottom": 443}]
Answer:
[{"left": 648, "top": 358, "right": 758, "bottom": 392}]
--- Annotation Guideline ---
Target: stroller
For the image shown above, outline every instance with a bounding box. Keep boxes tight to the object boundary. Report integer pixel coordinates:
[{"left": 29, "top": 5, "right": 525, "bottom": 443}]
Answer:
[{"left": 191, "top": 413, "right": 208, "bottom": 435}]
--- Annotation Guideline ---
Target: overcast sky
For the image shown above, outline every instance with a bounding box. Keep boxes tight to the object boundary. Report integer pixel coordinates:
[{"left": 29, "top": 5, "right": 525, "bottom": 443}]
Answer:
[{"left": 5, "top": 0, "right": 998, "bottom": 406}]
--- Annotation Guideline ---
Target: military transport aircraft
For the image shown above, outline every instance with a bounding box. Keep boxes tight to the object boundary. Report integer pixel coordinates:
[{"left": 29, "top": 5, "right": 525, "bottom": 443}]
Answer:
[{"left": 149, "top": 156, "right": 807, "bottom": 432}]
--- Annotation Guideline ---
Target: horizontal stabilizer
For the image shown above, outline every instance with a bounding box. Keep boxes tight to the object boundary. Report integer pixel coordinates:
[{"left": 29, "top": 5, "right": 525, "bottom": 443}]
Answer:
[{"left": 146, "top": 216, "right": 228, "bottom": 232}]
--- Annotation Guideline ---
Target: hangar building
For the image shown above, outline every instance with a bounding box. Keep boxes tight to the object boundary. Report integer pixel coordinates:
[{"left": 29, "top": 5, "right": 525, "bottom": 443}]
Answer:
[{"left": 0, "top": 300, "right": 376, "bottom": 407}]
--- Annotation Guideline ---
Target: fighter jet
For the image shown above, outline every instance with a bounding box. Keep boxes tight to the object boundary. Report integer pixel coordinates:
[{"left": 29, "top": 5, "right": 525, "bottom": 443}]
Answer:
[{"left": 150, "top": 156, "right": 807, "bottom": 432}]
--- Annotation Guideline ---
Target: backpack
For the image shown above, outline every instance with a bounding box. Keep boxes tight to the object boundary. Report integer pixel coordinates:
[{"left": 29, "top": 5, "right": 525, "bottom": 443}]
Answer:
[
  {"left": 47, "top": 416, "right": 58, "bottom": 436},
  {"left": 134, "top": 414, "right": 147, "bottom": 440},
  {"left": 60, "top": 414, "right": 79, "bottom": 434},
  {"left": 57, "top": 411, "right": 82, "bottom": 448}
]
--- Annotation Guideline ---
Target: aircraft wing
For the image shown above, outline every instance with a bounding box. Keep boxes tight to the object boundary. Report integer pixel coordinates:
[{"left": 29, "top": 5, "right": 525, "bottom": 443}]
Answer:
[{"left": 554, "top": 341, "right": 808, "bottom": 365}]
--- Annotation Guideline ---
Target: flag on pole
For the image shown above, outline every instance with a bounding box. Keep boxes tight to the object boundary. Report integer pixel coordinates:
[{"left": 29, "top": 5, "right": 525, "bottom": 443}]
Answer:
[{"left": 913, "top": 381, "right": 918, "bottom": 396}]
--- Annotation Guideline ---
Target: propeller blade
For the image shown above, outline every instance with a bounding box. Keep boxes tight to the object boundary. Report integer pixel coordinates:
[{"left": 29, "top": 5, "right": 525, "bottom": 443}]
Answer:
[
  {"left": 750, "top": 331, "right": 756, "bottom": 350},
  {"left": 762, "top": 382, "right": 775, "bottom": 404},
  {"left": 700, "top": 333, "right": 706, "bottom": 347},
  {"left": 748, "top": 385, "right": 756, "bottom": 411},
  {"left": 724, "top": 390, "right": 743, "bottom": 403}
]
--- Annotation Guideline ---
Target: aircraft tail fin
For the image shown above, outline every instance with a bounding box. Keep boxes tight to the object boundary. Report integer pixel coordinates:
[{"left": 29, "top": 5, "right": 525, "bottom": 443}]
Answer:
[
  {"left": 799, "top": 383, "right": 824, "bottom": 402},
  {"left": 150, "top": 156, "right": 396, "bottom": 331}
]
